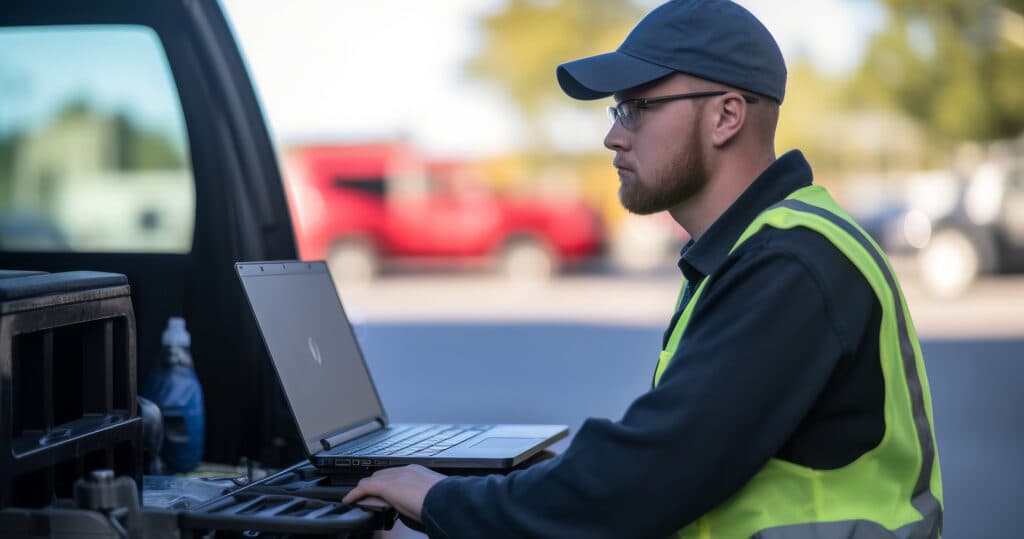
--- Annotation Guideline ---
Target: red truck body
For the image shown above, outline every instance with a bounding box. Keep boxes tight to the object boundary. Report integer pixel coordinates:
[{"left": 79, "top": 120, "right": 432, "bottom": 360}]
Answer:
[{"left": 282, "top": 143, "right": 603, "bottom": 276}]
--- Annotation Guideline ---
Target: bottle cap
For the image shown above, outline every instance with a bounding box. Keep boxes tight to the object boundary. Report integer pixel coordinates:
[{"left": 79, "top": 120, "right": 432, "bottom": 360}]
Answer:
[{"left": 162, "top": 317, "right": 191, "bottom": 347}]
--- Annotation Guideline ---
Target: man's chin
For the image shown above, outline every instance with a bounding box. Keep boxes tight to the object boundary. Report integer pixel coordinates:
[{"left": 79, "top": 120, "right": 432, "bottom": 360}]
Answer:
[
  {"left": 620, "top": 201, "right": 663, "bottom": 216},
  {"left": 619, "top": 189, "right": 667, "bottom": 216}
]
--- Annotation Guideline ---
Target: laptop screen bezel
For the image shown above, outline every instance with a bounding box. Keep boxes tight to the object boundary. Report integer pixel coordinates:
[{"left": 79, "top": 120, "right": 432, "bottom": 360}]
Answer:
[{"left": 235, "top": 260, "right": 388, "bottom": 456}]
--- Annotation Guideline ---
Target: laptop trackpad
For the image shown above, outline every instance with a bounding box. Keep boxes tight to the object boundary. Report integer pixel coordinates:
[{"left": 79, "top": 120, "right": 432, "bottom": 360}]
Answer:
[{"left": 471, "top": 437, "right": 543, "bottom": 449}]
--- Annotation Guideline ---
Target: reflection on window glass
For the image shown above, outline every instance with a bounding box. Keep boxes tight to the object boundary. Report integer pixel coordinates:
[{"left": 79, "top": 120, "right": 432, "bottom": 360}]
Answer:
[
  {"left": 331, "top": 177, "right": 387, "bottom": 197},
  {"left": 0, "top": 25, "right": 194, "bottom": 253}
]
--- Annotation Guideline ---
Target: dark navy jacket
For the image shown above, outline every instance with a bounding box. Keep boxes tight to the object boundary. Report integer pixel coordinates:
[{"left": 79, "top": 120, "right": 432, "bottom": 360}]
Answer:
[{"left": 420, "top": 151, "right": 885, "bottom": 539}]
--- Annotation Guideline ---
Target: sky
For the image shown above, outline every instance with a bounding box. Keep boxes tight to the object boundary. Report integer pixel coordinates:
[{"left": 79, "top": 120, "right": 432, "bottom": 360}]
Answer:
[
  {"left": 220, "top": 0, "right": 885, "bottom": 157},
  {"left": 0, "top": 26, "right": 190, "bottom": 156}
]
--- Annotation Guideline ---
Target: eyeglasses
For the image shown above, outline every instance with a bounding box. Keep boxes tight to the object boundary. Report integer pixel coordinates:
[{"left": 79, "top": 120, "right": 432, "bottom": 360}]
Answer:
[{"left": 607, "top": 90, "right": 760, "bottom": 130}]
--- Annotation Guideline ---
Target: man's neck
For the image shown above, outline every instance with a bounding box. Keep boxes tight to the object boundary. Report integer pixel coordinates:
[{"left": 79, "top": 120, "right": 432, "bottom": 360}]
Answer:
[{"left": 669, "top": 151, "right": 775, "bottom": 241}]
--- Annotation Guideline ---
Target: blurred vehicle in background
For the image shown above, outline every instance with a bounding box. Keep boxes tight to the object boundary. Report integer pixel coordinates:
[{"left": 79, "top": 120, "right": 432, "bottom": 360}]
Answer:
[
  {"left": 606, "top": 212, "right": 689, "bottom": 275},
  {"left": 843, "top": 169, "right": 957, "bottom": 257},
  {"left": 852, "top": 201, "right": 926, "bottom": 255},
  {"left": 282, "top": 142, "right": 605, "bottom": 283},
  {"left": 916, "top": 154, "right": 1024, "bottom": 297},
  {"left": 1, "top": 0, "right": 302, "bottom": 469}
]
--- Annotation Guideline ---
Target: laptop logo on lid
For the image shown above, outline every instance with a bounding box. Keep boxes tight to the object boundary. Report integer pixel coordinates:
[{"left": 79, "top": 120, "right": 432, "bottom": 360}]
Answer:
[{"left": 308, "top": 336, "right": 323, "bottom": 366}]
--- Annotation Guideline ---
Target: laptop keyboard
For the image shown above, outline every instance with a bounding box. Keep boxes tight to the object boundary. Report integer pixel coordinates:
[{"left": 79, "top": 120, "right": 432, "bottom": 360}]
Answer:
[{"left": 341, "top": 425, "right": 486, "bottom": 457}]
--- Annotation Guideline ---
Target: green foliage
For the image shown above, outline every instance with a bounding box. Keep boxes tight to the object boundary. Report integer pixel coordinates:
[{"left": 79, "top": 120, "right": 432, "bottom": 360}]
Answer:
[
  {"left": 468, "top": 0, "right": 1024, "bottom": 178},
  {"left": 55, "top": 101, "right": 186, "bottom": 170},
  {"left": 0, "top": 134, "right": 17, "bottom": 205},
  {"left": 855, "top": 0, "right": 1024, "bottom": 142},
  {"left": 467, "top": 0, "right": 643, "bottom": 144},
  {"left": 775, "top": 60, "right": 849, "bottom": 169},
  {"left": 119, "top": 124, "right": 186, "bottom": 171},
  {"left": 1, "top": 100, "right": 185, "bottom": 207}
]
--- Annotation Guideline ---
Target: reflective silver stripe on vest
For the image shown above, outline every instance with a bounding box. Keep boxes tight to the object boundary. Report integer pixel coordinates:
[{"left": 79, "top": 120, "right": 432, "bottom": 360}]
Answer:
[
  {"left": 768, "top": 200, "right": 941, "bottom": 537},
  {"left": 752, "top": 508, "right": 942, "bottom": 539}
]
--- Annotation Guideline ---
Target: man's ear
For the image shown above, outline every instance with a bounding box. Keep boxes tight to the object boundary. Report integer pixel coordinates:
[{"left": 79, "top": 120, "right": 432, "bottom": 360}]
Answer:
[{"left": 710, "top": 93, "right": 746, "bottom": 148}]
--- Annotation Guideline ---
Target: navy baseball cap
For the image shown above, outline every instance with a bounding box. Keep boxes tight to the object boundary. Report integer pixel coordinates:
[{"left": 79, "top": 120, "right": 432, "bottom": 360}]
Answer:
[{"left": 556, "top": 0, "right": 787, "bottom": 103}]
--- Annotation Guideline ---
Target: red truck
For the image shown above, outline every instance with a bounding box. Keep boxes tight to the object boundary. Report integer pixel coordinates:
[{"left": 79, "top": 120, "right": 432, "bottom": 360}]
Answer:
[{"left": 282, "top": 142, "right": 604, "bottom": 282}]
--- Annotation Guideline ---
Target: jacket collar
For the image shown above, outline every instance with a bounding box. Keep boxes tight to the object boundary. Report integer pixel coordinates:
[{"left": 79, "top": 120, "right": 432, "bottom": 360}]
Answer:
[{"left": 678, "top": 150, "right": 813, "bottom": 282}]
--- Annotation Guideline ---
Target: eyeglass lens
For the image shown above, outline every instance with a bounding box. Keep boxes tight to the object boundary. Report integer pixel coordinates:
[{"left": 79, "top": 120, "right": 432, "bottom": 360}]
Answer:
[{"left": 607, "top": 102, "right": 638, "bottom": 129}]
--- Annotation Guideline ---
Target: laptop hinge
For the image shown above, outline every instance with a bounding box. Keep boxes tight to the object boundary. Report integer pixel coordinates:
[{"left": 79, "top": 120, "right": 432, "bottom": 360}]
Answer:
[{"left": 320, "top": 418, "right": 384, "bottom": 450}]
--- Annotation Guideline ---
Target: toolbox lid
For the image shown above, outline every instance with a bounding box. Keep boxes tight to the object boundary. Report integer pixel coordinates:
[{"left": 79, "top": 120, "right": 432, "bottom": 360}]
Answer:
[
  {"left": 0, "top": 271, "right": 128, "bottom": 301},
  {"left": 0, "top": 270, "right": 47, "bottom": 280}
]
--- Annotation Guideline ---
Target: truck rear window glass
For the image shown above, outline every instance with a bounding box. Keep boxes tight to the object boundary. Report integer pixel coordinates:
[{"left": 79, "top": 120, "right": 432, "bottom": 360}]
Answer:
[{"left": 0, "top": 25, "right": 195, "bottom": 253}]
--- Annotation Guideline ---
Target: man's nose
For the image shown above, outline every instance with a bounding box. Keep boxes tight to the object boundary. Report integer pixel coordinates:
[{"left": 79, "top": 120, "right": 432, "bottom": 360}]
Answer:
[{"left": 604, "top": 121, "right": 630, "bottom": 152}]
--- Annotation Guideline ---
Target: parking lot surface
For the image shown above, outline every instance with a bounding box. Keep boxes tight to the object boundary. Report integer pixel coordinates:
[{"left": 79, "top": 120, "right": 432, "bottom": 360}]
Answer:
[{"left": 339, "top": 262, "right": 1024, "bottom": 339}]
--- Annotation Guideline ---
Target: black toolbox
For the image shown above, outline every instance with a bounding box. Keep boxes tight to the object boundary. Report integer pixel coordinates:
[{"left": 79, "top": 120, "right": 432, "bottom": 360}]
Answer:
[
  {"left": 0, "top": 463, "right": 395, "bottom": 538},
  {"left": 0, "top": 270, "right": 394, "bottom": 537},
  {"left": 0, "top": 271, "right": 142, "bottom": 509}
]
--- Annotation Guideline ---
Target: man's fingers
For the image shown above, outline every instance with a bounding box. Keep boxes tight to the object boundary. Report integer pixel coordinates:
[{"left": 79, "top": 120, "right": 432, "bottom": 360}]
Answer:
[
  {"left": 342, "top": 465, "right": 416, "bottom": 503},
  {"left": 343, "top": 477, "right": 382, "bottom": 504},
  {"left": 340, "top": 465, "right": 441, "bottom": 525},
  {"left": 352, "top": 495, "right": 391, "bottom": 511}
]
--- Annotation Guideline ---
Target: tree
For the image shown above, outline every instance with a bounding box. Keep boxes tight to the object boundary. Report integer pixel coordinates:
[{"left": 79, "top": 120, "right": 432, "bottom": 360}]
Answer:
[
  {"left": 854, "top": 0, "right": 1024, "bottom": 142},
  {"left": 467, "top": 0, "right": 644, "bottom": 150}
]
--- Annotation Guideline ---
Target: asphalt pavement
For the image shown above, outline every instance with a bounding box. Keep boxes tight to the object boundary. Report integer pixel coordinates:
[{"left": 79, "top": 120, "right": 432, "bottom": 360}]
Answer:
[{"left": 339, "top": 260, "right": 1024, "bottom": 339}]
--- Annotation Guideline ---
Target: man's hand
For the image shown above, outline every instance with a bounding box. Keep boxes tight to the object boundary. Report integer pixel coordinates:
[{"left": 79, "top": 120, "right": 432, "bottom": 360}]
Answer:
[{"left": 342, "top": 464, "right": 447, "bottom": 523}]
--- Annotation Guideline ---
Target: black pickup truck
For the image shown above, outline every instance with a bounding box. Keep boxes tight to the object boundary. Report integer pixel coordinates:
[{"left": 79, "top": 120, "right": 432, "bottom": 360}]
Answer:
[{"left": 1, "top": 0, "right": 304, "bottom": 471}]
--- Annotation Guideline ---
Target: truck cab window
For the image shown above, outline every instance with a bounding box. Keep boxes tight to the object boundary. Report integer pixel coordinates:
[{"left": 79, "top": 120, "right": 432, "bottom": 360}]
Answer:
[{"left": 0, "top": 26, "right": 195, "bottom": 253}]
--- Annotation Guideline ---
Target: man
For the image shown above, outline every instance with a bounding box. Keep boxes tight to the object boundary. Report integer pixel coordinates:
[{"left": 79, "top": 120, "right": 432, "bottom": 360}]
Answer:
[{"left": 345, "top": 1, "right": 944, "bottom": 537}]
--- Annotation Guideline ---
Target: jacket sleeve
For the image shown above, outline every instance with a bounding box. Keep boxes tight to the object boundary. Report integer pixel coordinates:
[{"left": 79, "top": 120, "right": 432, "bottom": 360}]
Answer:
[{"left": 420, "top": 237, "right": 874, "bottom": 539}]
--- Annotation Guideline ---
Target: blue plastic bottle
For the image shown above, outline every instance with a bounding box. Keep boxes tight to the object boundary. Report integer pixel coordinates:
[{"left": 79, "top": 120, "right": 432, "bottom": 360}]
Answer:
[{"left": 141, "top": 317, "right": 205, "bottom": 473}]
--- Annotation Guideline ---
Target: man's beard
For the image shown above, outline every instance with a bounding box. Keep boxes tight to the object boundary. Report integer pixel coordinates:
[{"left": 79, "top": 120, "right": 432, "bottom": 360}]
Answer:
[{"left": 618, "top": 120, "right": 708, "bottom": 216}]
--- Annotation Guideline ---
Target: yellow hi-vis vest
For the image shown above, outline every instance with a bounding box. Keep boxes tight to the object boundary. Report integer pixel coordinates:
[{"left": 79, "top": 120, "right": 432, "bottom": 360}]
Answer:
[{"left": 654, "top": 185, "right": 943, "bottom": 538}]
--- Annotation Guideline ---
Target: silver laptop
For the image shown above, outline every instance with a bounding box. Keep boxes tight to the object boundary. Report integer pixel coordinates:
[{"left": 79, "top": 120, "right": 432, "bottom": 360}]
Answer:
[{"left": 235, "top": 261, "right": 568, "bottom": 471}]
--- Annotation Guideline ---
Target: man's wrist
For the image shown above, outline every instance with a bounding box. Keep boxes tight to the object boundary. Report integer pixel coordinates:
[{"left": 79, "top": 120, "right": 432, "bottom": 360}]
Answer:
[{"left": 420, "top": 476, "right": 454, "bottom": 537}]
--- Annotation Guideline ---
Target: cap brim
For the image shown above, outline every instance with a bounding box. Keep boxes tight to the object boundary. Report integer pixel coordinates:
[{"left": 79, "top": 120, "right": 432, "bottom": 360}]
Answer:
[{"left": 557, "top": 51, "right": 674, "bottom": 100}]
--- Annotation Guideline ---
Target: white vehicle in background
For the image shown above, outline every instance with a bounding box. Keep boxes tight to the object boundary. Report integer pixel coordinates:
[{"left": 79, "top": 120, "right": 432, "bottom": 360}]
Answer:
[
  {"left": 53, "top": 172, "right": 195, "bottom": 253},
  {"left": 916, "top": 155, "right": 1024, "bottom": 297}
]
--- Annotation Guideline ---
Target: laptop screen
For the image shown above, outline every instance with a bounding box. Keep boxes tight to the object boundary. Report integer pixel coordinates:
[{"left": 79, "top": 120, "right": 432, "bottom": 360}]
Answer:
[{"left": 237, "top": 262, "right": 385, "bottom": 453}]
